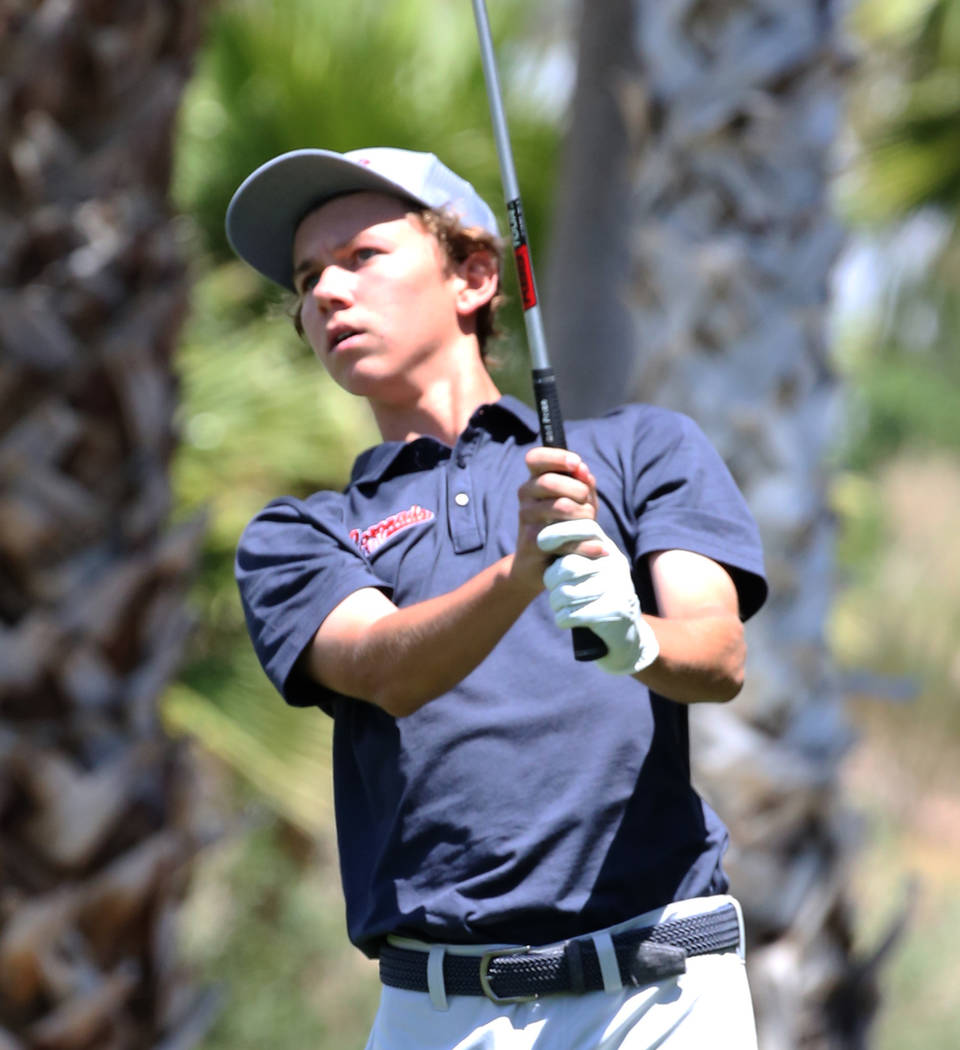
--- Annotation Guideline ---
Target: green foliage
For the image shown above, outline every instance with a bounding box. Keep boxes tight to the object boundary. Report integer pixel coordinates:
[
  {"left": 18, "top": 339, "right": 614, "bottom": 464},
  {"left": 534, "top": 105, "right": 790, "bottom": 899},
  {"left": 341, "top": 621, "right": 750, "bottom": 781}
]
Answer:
[
  {"left": 872, "top": 886, "right": 960, "bottom": 1050},
  {"left": 851, "top": 0, "right": 940, "bottom": 40},
  {"left": 838, "top": 253, "right": 960, "bottom": 470},
  {"left": 831, "top": 472, "right": 889, "bottom": 579},
  {"left": 847, "top": 0, "right": 960, "bottom": 221},
  {"left": 830, "top": 13, "right": 960, "bottom": 1047},
  {"left": 836, "top": 0, "right": 960, "bottom": 476},
  {"left": 179, "top": 817, "right": 380, "bottom": 1050},
  {"left": 165, "top": 676, "right": 335, "bottom": 838},
  {"left": 173, "top": 0, "right": 561, "bottom": 348},
  {"left": 844, "top": 357, "right": 960, "bottom": 468}
]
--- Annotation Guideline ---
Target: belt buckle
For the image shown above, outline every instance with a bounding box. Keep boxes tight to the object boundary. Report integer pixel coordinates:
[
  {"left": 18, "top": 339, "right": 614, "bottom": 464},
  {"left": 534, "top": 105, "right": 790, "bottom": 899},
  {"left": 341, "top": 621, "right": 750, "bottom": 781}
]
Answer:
[{"left": 478, "top": 944, "right": 538, "bottom": 1004}]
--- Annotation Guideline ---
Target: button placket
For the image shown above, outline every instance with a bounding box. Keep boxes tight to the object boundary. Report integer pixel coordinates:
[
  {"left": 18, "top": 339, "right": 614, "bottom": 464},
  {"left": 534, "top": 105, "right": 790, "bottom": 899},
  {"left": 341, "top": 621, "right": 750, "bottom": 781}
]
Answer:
[{"left": 447, "top": 430, "right": 484, "bottom": 553}]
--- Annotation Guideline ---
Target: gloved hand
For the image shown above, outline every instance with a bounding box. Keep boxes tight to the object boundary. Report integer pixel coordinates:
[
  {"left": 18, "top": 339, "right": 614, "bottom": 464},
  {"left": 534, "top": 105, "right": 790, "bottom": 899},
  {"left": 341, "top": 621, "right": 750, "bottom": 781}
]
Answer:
[{"left": 537, "top": 520, "right": 660, "bottom": 675}]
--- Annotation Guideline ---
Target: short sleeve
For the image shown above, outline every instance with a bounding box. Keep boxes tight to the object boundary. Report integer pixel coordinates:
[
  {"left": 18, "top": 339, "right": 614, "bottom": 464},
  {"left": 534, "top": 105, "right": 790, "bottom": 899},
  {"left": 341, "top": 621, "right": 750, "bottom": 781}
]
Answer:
[
  {"left": 235, "top": 493, "right": 388, "bottom": 710},
  {"left": 621, "top": 408, "right": 768, "bottom": 621}
]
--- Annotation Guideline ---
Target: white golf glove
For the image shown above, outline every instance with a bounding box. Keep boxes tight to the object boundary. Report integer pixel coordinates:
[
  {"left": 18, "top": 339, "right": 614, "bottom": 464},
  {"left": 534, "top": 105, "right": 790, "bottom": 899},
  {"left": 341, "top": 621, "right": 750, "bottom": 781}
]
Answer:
[{"left": 537, "top": 520, "right": 660, "bottom": 675}]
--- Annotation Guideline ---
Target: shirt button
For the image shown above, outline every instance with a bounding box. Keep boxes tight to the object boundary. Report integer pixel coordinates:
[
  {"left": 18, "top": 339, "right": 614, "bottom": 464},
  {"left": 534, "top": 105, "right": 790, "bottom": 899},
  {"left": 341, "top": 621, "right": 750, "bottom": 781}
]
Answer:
[{"left": 454, "top": 492, "right": 470, "bottom": 507}]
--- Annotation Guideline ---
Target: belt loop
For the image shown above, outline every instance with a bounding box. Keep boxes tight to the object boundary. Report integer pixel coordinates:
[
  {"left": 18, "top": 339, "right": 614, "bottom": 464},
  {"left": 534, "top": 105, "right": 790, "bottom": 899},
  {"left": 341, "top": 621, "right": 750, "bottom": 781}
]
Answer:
[
  {"left": 591, "top": 931, "right": 623, "bottom": 992},
  {"left": 727, "top": 895, "right": 747, "bottom": 961},
  {"left": 566, "top": 938, "right": 586, "bottom": 994},
  {"left": 427, "top": 945, "right": 448, "bottom": 1011}
]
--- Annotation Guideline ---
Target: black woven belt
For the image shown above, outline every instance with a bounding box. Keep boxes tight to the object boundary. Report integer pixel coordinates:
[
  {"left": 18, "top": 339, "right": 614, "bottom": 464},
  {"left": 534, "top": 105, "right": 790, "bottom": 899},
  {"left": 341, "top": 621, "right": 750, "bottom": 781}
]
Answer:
[{"left": 379, "top": 903, "right": 741, "bottom": 1004}]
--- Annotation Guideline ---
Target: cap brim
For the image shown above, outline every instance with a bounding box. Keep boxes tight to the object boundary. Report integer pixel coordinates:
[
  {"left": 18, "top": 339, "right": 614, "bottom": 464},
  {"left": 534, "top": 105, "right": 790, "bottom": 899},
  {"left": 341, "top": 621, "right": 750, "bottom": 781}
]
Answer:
[{"left": 225, "top": 149, "right": 428, "bottom": 291}]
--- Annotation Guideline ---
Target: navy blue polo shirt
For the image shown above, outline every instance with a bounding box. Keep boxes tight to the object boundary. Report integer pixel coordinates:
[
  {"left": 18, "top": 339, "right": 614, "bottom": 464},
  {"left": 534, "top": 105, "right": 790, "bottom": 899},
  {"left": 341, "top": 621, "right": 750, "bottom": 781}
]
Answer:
[{"left": 236, "top": 396, "right": 767, "bottom": 958}]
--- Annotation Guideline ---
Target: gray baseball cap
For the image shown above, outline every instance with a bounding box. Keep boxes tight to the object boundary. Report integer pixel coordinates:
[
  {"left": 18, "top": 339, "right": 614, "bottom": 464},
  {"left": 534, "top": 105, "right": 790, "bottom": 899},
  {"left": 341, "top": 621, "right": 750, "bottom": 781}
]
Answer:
[{"left": 225, "top": 146, "right": 500, "bottom": 291}]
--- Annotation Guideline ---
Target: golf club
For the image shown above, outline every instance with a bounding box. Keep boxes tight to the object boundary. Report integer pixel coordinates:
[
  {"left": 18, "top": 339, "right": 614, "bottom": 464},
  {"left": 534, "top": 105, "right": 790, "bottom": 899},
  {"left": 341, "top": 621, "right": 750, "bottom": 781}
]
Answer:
[{"left": 471, "top": 0, "right": 606, "bottom": 662}]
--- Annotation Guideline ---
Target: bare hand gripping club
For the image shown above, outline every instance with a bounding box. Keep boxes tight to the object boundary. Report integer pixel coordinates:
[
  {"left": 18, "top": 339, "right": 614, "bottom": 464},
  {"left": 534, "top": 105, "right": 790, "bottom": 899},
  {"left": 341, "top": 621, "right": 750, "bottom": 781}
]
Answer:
[{"left": 471, "top": 0, "right": 606, "bottom": 662}]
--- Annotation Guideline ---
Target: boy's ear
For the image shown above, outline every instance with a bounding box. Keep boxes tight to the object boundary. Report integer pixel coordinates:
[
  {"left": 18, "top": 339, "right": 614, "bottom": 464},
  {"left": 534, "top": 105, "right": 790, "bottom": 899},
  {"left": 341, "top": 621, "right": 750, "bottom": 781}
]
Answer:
[{"left": 455, "top": 249, "right": 499, "bottom": 315}]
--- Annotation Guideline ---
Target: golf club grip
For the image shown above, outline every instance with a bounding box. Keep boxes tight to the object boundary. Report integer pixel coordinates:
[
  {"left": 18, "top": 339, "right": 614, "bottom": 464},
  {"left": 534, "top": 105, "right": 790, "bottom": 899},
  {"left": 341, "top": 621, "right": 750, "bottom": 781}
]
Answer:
[{"left": 532, "top": 369, "right": 608, "bottom": 663}]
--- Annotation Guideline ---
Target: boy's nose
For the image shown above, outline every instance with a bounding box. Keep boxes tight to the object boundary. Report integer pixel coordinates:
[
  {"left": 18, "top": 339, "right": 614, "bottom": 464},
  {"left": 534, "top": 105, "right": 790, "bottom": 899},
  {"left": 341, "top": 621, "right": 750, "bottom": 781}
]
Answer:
[{"left": 313, "top": 265, "right": 354, "bottom": 311}]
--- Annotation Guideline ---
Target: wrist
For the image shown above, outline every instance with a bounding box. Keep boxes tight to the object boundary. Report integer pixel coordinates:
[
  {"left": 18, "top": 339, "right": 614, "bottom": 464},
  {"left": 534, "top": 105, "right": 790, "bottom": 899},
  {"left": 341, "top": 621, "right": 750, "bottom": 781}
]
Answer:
[{"left": 500, "top": 553, "right": 544, "bottom": 605}]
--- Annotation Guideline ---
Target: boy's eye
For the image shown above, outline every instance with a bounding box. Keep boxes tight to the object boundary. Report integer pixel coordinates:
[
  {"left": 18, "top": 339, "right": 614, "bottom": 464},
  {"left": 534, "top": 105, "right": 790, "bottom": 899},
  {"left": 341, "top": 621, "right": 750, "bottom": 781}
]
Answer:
[{"left": 296, "top": 246, "right": 379, "bottom": 294}]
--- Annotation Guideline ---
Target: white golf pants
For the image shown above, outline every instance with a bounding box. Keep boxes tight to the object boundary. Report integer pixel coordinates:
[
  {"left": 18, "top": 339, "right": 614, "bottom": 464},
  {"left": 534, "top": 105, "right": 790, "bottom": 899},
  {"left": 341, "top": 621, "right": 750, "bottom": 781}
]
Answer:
[{"left": 365, "top": 896, "right": 759, "bottom": 1050}]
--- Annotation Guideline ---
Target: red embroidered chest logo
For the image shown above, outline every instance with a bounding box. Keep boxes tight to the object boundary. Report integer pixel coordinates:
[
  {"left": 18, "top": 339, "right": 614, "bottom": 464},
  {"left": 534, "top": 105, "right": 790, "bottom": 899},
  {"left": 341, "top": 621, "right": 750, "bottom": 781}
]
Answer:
[{"left": 350, "top": 505, "right": 435, "bottom": 556}]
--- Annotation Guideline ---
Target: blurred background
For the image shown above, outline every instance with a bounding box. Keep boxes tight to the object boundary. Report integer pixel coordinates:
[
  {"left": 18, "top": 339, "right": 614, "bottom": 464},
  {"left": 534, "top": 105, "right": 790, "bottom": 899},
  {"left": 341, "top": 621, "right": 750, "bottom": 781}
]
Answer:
[{"left": 2, "top": 0, "right": 959, "bottom": 1048}]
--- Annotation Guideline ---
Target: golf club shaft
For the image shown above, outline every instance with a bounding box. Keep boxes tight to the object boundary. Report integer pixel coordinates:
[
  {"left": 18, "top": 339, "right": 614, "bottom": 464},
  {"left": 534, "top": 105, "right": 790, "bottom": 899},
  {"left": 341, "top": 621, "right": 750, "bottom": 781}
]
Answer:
[{"left": 471, "top": 0, "right": 606, "bottom": 663}]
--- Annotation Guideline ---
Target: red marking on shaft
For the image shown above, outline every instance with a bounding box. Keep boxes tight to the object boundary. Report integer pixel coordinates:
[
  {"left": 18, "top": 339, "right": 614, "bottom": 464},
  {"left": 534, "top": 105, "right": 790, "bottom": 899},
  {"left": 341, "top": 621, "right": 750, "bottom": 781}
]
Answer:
[{"left": 514, "top": 245, "right": 537, "bottom": 310}]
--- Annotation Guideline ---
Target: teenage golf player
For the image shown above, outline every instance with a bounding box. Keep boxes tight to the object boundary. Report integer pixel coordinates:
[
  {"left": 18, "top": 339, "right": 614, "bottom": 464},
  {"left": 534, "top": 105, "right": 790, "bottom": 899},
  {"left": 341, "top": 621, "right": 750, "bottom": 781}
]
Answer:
[{"left": 228, "top": 146, "right": 768, "bottom": 1049}]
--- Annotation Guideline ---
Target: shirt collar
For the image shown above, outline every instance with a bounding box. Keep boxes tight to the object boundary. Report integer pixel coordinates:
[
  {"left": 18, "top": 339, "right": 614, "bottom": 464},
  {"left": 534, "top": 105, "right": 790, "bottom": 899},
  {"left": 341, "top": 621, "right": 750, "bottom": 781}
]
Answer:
[
  {"left": 349, "top": 395, "right": 539, "bottom": 487},
  {"left": 477, "top": 394, "right": 540, "bottom": 440}
]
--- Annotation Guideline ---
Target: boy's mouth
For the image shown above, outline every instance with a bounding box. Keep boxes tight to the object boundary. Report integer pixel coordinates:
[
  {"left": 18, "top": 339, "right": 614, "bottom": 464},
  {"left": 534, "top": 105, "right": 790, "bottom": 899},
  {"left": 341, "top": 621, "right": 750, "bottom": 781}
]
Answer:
[{"left": 327, "top": 324, "right": 362, "bottom": 350}]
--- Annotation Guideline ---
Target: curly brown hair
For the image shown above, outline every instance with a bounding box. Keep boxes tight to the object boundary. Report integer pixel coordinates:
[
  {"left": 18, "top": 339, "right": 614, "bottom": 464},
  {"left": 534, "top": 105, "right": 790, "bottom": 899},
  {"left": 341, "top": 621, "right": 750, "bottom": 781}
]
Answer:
[{"left": 291, "top": 205, "right": 505, "bottom": 362}]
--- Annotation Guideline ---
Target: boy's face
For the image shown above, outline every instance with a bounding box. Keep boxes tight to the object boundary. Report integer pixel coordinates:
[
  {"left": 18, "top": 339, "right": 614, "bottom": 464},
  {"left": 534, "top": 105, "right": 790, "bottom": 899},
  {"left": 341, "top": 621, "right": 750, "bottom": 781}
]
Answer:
[{"left": 292, "top": 191, "right": 468, "bottom": 402}]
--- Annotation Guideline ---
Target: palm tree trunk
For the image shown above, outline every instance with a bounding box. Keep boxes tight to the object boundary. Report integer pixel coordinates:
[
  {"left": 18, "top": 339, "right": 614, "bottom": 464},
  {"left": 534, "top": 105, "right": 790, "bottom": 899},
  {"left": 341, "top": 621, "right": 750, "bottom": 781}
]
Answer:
[
  {"left": 543, "top": 0, "right": 639, "bottom": 418},
  {"left": 0, "top": 4, "right": 217, "bottom": 1048},
  {"left": 548, "top": 2, "right": 887, "bottom": 1047}
]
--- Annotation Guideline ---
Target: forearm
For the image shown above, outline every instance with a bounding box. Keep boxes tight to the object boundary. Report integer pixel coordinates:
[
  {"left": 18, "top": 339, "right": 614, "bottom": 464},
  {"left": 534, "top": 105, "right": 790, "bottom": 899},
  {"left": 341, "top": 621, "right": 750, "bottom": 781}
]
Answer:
[
  {"left": 302, "top": 555, "right": 539, "bottom": 717},
  {"left": 303, "top": 446, "right": 596, "bottom": 716},
  {"left": 634, "top": 612, "right": 745, "bottom": 704}
]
